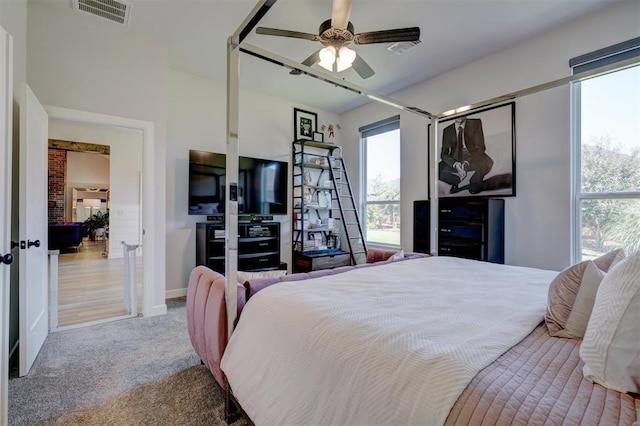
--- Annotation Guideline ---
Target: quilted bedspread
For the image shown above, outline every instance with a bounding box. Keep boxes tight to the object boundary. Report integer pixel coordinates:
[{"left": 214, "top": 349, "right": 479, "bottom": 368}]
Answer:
[
  {"left": 221, "top": 256, "right": 557, "bottom": 425},
  {"left": 446, "top": 323, "right": 639, "bottom": 425}
]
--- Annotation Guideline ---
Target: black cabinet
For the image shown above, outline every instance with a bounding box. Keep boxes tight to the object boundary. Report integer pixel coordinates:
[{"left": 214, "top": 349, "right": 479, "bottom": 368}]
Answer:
[
  {"left": 437, "top": 198, "right": 504, "bottom": 263},
  {"left": 413, "top": 200, "right": 430, "bottom": 254},
  {"left": 196, "top": 222, "right": 283, "bottom": 273}
]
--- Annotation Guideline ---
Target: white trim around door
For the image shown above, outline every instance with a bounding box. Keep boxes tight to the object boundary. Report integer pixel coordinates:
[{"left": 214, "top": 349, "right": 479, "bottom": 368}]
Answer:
[
  {"left": 0, "top": 24, "right": 14, "bottom": 426},
  {"left": 43, "top": 106, "right": 165, "bottom": 318}
]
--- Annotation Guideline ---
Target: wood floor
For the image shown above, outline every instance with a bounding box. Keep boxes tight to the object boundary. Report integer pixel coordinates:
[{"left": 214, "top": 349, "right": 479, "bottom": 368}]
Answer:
[{"left": 55, "top": 238, "right": 142, "bottom": 328}]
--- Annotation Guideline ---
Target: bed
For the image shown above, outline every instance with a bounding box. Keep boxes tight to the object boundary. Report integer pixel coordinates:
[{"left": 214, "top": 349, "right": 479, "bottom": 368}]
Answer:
[
  {"left": 188, "top": 251, "right": 640, "bottom": 425},
  {"left": 186, "top": 249, "right": 427, "bottom": 389}
]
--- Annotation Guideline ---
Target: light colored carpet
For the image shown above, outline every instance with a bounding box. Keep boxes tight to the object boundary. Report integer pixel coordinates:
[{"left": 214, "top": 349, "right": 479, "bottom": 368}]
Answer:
[
  {"left": 49, "top": 365, "right": 229, "bottom": 425},
  {"left": 9, "top": 298, "right": 242, "bottom": 425}
]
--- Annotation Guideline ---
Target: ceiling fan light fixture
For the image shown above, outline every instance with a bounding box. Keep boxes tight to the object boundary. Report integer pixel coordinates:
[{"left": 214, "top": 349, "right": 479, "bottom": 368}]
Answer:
[
  {"left": 336, "top": 46, "right": 356, "bottom": 72},
  {"left": 256, "top": 1, "right": 420, "bottom": 79},
  {"left": 319, "top": 46, "right": 337, "bottom": 71}
]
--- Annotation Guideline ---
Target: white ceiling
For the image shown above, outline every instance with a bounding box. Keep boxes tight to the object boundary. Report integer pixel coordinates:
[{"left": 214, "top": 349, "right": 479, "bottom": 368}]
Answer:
[{"left": 43, "top": 0, "right": 621, "bottom": 113}]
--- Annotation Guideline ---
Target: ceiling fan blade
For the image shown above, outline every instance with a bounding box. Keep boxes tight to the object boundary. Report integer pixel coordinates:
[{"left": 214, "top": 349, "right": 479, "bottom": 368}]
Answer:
[
  {"left": 352, "top": 54, "right": 375, "bottom": 79},
  {"left": 256, "top": 27, "right": 320, "bottom": 41},
  {"left": 290, "top": 50, "right": 322, "bottom": 75},
  {"left": 331, "top": 0, "right": 353, "bottom": 30},
  {"left": 353, "top": 27, "right": 420, "bottom": 45}
]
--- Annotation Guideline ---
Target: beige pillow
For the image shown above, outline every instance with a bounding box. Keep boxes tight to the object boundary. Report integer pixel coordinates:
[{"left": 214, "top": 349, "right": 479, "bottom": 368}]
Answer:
[
  {"left": 545, "top": 249, "right": 625, "bottom": 336},
  {"left": 580, "top": 251, "right": 640, "bottom": 394},
  {"left": 592, "top": 248, "right": 625, "bottom": 272},
  {"left": 556, "top": 262, "right": 604, "bottom": 339},
  {"left": 236, "top": 269, "right": 287, "bottom": 283}
]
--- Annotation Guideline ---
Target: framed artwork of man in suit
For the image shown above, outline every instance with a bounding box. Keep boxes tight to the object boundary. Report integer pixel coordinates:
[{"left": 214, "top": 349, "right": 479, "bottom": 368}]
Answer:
[{"left": 437, "top": 102, "right": 516, "bottom": 198}]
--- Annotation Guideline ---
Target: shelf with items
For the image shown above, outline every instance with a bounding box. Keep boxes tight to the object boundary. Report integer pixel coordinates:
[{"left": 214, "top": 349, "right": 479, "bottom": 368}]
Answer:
[
  {"left": 293, "top": 139, "right": 341, "bottom": 151},
  {"left": 292, "top": 216, "right": 342, "bottom": 254},
  {"left": 296, "top": 162, "right": 330, "bottom": 170},
  {"left": 297, "top": 227, "right": 341, "bottom": 233},
  {"left": 291, "top": 139, "right": 366, "bottom": 272},
  {"left": 292, "top": 141, "right": 342, "bottom": 262}
]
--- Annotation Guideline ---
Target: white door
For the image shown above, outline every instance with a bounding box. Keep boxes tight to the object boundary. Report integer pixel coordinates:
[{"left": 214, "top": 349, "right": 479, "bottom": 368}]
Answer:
[
  {"left": 0, "top": 25, "right": 14, "bottom": 426},
  {"left": 18, "top": 84, "right": 49, "bottom": 377}
]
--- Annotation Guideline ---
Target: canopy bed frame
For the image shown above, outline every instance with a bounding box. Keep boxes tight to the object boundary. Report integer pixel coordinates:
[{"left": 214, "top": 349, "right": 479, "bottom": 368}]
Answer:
[
  {"left": 213, "top": 0, "right": 640, "bottom": 423},
  {"left": 224, "top": 0, "right": 638, "bottom": 338}
]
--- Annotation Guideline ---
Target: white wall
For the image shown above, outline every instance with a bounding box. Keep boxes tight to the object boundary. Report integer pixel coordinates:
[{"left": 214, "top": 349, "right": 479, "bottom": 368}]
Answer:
[
  {"left": 49, "top": 119, "right": 143, "bottom": 258},
  {"left": 165, "top": 69, "right": 339, "bottom": 293},
  {"left": 23, "top": 0, "right": 341, "bottom": 298},
  {"left": 340, "top": 0, "right": 640, "bottom": 271},
  {"left": 18, "top": 0, "right": 638, "bottom": 293},
  {"left": 0, "top": 0, "right": 27, "bottom": 97},
  {"left": 26, "top": 1, "right": 167, "bottom": 311},
  {"left": 66, "top": 151, "right": 110, "bottom": 187}
]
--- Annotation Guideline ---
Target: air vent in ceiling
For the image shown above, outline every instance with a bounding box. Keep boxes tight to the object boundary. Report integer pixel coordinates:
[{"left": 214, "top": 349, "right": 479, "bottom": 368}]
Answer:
[
  {"left": 72, "top": 0, "right": 132, "bottom": 26},
  {"left": 387, "top": 40, "right": 421, "bottom": 55}
]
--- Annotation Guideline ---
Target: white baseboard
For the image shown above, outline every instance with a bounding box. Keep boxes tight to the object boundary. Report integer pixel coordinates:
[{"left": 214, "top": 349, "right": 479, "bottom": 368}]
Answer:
[
  {"left": 147, "top": 303, "right": 167, "bottom": 317},
  {"left": 143, "top": 289, "right": 186, "bottom": 317},
  {"left": 166, "top": 288, "right": 187, "bottom": 299}
]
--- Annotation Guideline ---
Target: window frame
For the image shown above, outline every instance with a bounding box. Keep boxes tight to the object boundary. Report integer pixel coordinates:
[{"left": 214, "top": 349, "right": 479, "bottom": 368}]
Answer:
[
  {"left": 570, "top": 38, "right": 640, "bottom": 263},
  {"left": 359, "top": 116, "right": 401, "bottom": 248}
]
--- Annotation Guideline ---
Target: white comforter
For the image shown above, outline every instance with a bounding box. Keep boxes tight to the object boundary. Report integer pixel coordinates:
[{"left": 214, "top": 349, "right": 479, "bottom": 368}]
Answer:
[{"left": 221, "top": 256, "right": 557, "bottom": 426}]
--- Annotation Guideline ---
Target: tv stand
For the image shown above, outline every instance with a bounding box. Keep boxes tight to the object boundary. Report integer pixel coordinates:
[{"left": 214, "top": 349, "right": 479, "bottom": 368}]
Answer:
[{"left": 196, "top": 222, "right": 283, "bottom": 273}]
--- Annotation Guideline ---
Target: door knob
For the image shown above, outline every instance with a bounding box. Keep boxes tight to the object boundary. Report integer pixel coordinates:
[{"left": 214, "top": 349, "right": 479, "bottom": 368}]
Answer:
[
  {"left": 27, "top": 239, "right": 40, "bottom": 248},
  {"left": 1, "top": 253, "right": 13, "bottom": 265}
]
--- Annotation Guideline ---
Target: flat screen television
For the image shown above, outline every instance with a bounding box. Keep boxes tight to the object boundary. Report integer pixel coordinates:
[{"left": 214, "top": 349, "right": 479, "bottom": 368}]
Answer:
[{"left": 188, "top": 150, "right": 288, "bottom": 215}]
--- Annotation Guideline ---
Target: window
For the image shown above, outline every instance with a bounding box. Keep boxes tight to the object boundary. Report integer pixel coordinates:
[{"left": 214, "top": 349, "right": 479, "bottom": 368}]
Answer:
[
  {"left": 572, "top": 39, "right": 640, "bottom": 261},
  {"left": 360, "top": 116, "right": 401, "bottom": 247}
]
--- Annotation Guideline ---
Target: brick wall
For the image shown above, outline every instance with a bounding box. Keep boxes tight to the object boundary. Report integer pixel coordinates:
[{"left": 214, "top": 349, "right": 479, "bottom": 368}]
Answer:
[{"left": 48, "top": 149, "right": 66, "bottom": 222}]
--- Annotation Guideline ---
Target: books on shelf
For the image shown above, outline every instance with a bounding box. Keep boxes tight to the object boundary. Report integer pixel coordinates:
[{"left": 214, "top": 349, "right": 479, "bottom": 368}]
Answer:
[{"left": 293, "top": 211, "right": 309, "bottom": 230}]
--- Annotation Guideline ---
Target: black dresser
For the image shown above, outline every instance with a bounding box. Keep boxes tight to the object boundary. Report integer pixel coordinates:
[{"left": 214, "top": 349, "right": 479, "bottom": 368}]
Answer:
[
  {"left": 413, "top": 200, "right": 431, "bottom": 254},
  {"left": 437, "top": 198, "right": 505, "bottom": 264},
  {"left": 196, "top": 222, "right": 283, "bottom": 273}
]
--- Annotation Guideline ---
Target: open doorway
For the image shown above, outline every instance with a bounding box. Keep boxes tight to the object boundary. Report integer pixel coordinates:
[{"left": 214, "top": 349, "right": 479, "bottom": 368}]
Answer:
[
  {"left": 42, "top": 105, "right": 160, "bottom": 322},
  {"left": 47, "top": 122, "right": 144, "bottom": 329}
]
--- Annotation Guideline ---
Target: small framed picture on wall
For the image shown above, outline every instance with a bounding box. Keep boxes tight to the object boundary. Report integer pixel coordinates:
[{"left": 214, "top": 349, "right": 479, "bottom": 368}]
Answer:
[{"left": 294, "top": 108, "right": 317, "bottom": 140}]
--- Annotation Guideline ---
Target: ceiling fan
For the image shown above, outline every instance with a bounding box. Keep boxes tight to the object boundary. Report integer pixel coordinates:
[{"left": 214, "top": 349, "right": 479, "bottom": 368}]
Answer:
[{"left": 255, "top": 0, "right": 420, "bottom": 79}]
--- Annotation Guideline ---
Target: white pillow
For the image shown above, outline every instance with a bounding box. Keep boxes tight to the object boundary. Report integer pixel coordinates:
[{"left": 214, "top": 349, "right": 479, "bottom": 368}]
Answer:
[
  {"left": 387, "top": 250, "right": 405, "bottom": 262},
  {"left": 236, "top": 269, "right": 287, "bottom": 283},
  {"left": 580, "top": 251, "right": 640, "bottom": 394}
]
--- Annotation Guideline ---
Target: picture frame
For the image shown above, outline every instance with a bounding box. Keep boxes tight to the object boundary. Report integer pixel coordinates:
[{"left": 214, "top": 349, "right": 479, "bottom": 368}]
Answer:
[
  {"left": 313, "top": 131, "right": 324, "bottom": 142},
  {"left": 294, "top": 108, "right": 317, "bottom": 140},
  {"left": 436, "top": 101, "right": 516, "bottom": 198}
]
